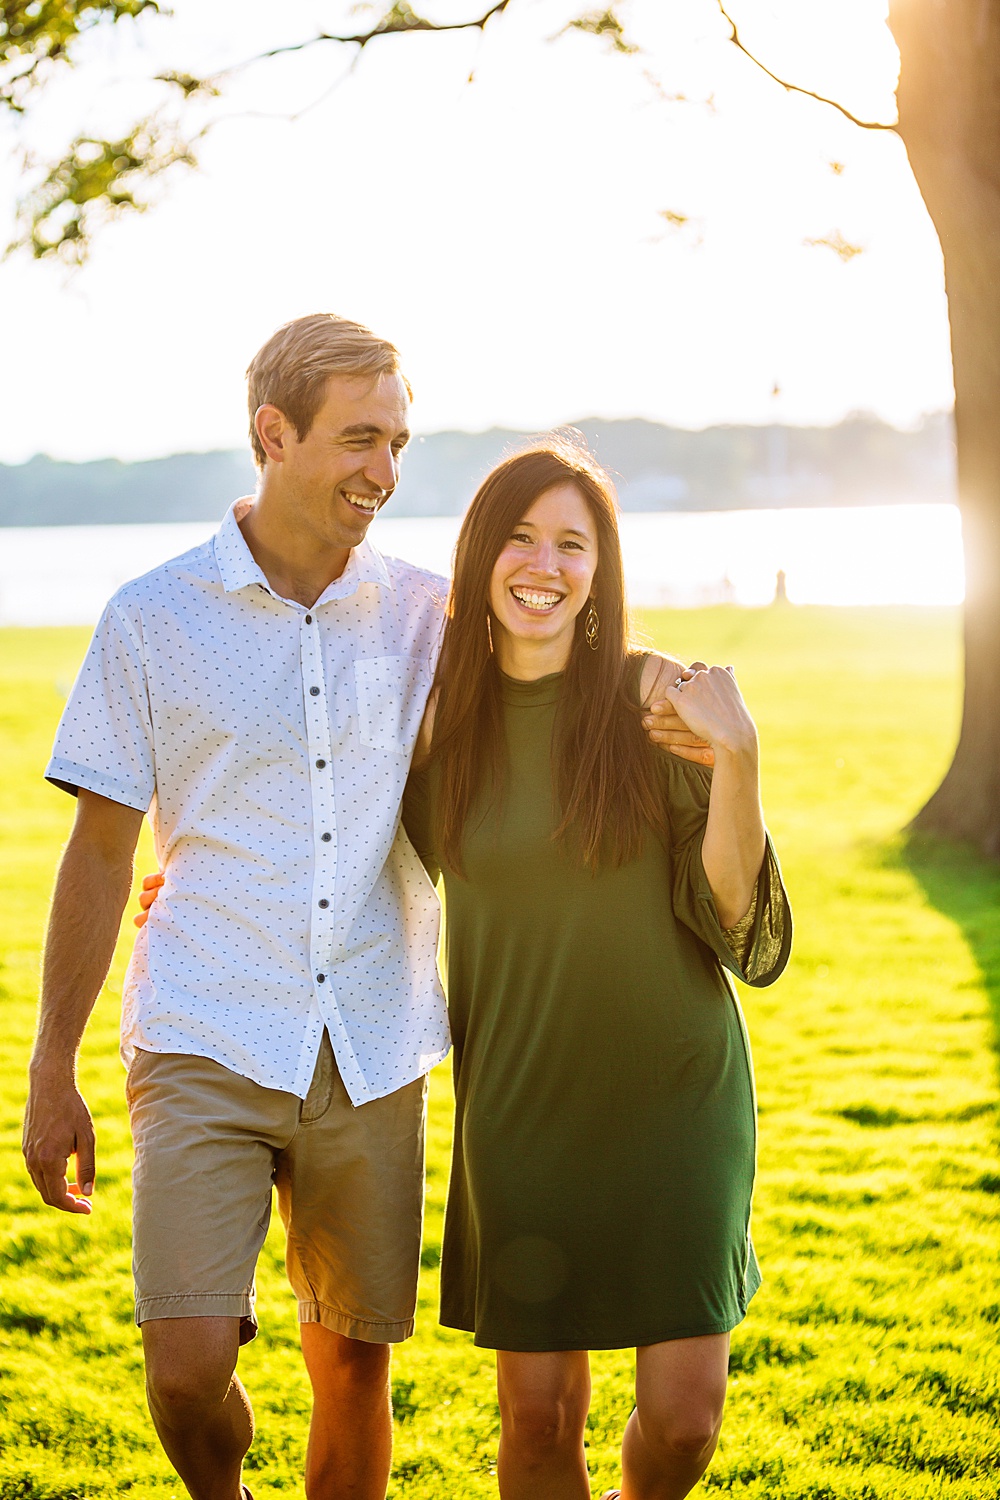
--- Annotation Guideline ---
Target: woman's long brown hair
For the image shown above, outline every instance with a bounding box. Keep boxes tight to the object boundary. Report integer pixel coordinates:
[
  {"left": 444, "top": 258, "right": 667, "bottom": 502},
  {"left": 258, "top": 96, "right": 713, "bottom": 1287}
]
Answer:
[{"left": 429, "top": 435, "right": 668, "bottom": 874}]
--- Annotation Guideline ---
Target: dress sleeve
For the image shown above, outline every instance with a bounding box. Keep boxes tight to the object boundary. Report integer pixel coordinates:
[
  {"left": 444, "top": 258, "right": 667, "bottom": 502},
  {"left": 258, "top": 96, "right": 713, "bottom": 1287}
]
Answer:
[
  {"left": 664, "top": 756, "right": 792, "bottom": 988},
  {"left": 401, "top": 766, "right": 441, "bottom": 885}
]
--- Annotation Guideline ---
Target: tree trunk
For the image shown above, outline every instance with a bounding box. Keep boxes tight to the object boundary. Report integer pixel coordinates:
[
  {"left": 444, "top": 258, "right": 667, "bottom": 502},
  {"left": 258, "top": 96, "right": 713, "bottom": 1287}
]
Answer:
[{"left": 889, "top": 0, "right": 1000, "bottom": 856}]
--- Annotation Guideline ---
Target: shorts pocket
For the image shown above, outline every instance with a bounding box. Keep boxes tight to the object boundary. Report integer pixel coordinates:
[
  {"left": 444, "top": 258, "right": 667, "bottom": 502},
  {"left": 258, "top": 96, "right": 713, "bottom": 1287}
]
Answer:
[
  {"left": 354, "top": 656, "right": 430, "bottom": 755},
  {"left": 125, "top": 1047, "right": 150, "bottom": 1107}
]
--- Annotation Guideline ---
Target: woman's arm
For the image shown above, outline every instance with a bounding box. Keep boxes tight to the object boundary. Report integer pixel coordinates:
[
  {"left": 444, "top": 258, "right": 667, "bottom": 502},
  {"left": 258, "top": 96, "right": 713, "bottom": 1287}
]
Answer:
[
  {"left": 410, "top": 684, "right": 440, "bottom": 772},
  {"left": 661, "top": 666, "right": 765, "bottom": 929}
]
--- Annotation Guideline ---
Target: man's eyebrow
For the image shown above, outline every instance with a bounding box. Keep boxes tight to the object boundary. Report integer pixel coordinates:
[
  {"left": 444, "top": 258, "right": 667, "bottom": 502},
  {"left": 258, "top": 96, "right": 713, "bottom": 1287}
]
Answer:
[{"left": 338, "top": 423, "right": 411, "bottom": 444}]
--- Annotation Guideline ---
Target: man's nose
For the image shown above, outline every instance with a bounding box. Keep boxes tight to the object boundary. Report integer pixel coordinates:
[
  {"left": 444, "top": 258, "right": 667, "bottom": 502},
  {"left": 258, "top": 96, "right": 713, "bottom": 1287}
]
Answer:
[{"left": 363, "top": 445, "right": 399, "bottom": 495}]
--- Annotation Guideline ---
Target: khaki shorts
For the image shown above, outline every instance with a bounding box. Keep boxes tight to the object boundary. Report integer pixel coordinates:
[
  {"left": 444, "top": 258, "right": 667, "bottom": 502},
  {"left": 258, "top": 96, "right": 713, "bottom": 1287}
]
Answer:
[{"left": 127, "top": 1034, "right": 427, "bottom": 1345}]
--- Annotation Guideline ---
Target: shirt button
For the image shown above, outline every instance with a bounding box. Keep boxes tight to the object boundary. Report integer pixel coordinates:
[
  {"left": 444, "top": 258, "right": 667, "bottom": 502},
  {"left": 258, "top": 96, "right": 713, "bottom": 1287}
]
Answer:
[
  {"left": 318, "top": 899, "right": 330, "bottom": 909},
  {"left": 310, "top": 686, "right": 320, "bottom": 697},
  {"left": 321, "top": 832, "right": 332, "bottom": 842},
  {"left": 316, "top": 758, "right": 327, "bottom": 769},
  {"left": 316, "top": 973, "right": 326, "bottom": 983},
  {"left": 305, "top": 614, "right": 312, "bottom": 624}
]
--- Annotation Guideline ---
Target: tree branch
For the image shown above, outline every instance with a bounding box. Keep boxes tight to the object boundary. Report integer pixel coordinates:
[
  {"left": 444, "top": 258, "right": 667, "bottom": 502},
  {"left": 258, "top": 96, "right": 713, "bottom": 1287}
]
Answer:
[
  {"left": 6, "top": 1, "right": 515, "bottom": 261},
  {"left": 218, "top": 0, "right": 512, "bottom": 79},
  {"left": 716, "top": 0, "right": 898, "bottom": 133}
]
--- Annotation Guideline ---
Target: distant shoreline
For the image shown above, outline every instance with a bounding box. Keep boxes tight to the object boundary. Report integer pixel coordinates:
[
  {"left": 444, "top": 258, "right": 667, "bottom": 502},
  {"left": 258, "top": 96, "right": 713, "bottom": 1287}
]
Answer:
[
  {"left": 0, "top": 493, "right": 959, "bottom": 529},
  {"left": 0, "top": 507, "right": 964, "bottom": 625}
]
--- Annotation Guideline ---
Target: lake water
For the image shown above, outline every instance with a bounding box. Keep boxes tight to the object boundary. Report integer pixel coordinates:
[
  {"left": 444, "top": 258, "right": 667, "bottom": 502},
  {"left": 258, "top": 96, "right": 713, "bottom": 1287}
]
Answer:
[{"left": 0, "top": 504, "right": 964, "bottom": 626}]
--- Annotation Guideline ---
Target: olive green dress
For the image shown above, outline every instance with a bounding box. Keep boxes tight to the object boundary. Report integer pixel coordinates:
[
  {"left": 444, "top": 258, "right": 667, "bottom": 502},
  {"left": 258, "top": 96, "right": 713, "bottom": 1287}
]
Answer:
[{"left": 402, "top": 664, "right": 791, "bottom": 1352}]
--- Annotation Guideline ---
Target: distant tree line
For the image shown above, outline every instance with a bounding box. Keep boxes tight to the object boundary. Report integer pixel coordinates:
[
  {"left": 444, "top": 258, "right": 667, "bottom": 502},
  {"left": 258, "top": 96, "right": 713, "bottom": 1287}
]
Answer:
[{"left": 0, "top": 414, "right": 954, "bottom": 527}]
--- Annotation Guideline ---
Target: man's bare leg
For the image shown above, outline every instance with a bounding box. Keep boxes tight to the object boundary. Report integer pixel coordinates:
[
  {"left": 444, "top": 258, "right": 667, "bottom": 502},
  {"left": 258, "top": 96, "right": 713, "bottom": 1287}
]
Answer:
[
  {"left": 142, "top": 1316, "right": 251, "bottom": 1500},
  {"left": 300, "top": 1323, "right": 393, "bottom": 1500}
]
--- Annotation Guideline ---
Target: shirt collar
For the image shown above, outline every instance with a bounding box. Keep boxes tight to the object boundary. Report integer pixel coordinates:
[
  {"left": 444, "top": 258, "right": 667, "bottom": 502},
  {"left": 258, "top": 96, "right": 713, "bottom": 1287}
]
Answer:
[
  {"left": 213, "top": 499, "right": 392, "bottom": 600},
  {"left": 214, "top": 500, "right": 269, "bottom": 594}
]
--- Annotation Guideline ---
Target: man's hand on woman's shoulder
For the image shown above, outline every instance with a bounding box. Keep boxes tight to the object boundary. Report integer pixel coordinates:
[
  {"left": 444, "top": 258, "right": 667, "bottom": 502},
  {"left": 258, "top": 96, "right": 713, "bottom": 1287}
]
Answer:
[{"left": 639, "top": 652, "right": 715, "bottom": 767}]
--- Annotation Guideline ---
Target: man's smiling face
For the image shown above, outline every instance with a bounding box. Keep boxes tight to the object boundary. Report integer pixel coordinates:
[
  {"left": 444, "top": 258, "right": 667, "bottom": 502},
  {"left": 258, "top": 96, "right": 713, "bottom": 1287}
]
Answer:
[{"left": 265, "top": 371, "right": 411, "bottom": 552}]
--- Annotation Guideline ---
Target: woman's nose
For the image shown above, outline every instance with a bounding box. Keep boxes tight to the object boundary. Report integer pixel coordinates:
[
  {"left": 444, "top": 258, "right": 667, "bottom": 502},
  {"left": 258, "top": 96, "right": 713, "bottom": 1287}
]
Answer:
[{"left": 528, "top": 544, "right": 560, "bottom": 574}]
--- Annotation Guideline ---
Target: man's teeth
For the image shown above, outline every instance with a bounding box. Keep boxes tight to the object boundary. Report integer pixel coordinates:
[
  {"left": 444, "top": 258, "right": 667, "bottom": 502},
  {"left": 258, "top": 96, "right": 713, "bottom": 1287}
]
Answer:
[
  {"left": 511, "top": 588, "right": 562, "bottom": 611},
  {"left": 345, "top": 492, "right": 380, "bottom": 513}
]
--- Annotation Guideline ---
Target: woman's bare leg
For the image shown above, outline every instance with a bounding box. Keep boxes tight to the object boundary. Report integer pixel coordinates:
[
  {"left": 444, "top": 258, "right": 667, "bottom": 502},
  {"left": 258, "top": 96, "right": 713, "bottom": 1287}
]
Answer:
[
  {"left": 619, "top": 1333, "right": 729, "bottom": 1500},
  {"left": 496, "top": 1349, "right": 592, "bottom": 1500}
]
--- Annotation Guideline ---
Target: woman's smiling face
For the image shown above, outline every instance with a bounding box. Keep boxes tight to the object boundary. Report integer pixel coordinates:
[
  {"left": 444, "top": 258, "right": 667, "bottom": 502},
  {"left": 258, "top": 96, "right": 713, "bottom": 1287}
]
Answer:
[{"left": 488, "top": 482, "right": 599, "bottom": 666}]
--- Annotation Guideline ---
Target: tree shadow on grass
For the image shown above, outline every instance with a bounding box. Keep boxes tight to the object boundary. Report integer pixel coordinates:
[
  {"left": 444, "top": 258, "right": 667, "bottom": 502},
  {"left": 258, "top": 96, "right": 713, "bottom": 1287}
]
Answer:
[{"left": 899, "top": 831, "right": 1000, "bottom": 1084}]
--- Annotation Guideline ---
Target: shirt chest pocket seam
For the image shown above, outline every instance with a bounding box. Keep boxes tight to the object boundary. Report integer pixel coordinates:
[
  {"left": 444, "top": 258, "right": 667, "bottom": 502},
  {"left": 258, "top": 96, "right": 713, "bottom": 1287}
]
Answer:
[{"left": 354, "top": 655, "right": 428, "bottom": 755}]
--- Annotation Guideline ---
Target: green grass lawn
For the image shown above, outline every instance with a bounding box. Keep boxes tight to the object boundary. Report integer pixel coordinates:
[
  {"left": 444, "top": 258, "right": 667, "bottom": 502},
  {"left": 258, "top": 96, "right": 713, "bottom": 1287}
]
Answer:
[{"left": 1, "top": 609, "right": 998, "bottom": 1499}]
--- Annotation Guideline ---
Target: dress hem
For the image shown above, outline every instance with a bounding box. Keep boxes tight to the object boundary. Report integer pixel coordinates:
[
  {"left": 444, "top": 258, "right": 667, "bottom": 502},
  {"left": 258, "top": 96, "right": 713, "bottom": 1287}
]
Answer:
[{"left": 441, "top": 1306, "right": 753, "bottom": 1353}]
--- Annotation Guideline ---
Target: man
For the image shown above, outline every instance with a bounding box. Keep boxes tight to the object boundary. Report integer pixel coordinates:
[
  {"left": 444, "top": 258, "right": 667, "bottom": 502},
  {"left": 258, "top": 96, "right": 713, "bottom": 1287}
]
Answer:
[
  {"left": 23, "top": 313, "right": 698, "bottom": 1500},
  {"left": 24, "top": 314, "right": 452, "bottom": 1500}
]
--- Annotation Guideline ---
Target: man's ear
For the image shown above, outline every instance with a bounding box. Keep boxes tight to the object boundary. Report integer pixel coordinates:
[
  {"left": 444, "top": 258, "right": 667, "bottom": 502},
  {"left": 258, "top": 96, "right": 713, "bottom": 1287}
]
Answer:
[{"left": 254, "top": 404, "right": 293, "bottom": 465}]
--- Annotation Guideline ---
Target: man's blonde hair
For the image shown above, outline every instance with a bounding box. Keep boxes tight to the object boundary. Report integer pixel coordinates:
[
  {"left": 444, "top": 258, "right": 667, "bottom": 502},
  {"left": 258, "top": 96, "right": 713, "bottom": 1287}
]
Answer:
[{"left": 246, "top": 313, "right": 410, "bottom": 467}]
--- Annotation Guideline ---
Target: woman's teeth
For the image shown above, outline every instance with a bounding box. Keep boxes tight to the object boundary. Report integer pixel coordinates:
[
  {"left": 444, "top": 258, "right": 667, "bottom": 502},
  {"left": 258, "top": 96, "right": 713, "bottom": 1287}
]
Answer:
[
  {"left": 344, "top": 492, "right": 380, "bottom": 514},
  {"left": 511, "top": 588, "right": 563, "bottom": 611}
]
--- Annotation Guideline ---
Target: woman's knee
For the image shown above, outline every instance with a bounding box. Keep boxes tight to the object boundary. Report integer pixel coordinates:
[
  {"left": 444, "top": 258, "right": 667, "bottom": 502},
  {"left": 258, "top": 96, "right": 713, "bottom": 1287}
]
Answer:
[
  {"left": 633, "top": 1333, "right": 728, "bottom": 1463},
  {"left": 497, "top": 1350, "right": 591, "bottom": 1457},
  {"left": 501, "top": 1391, "right": 587, "bottom": 1454},
  {"left": 637, "top": 1404, "right": 722, "bottom": 1463}
]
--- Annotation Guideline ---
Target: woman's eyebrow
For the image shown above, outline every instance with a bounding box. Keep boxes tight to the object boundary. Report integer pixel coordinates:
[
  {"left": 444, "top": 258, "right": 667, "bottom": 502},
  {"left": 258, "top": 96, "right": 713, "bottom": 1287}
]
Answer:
[{"left": 513, "top": 523, "right": 591, "bottom": 540}]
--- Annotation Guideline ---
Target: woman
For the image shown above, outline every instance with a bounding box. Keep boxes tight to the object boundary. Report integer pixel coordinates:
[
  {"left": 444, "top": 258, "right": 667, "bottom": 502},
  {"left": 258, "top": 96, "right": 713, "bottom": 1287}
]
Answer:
[
  {"left": 138, "top": 435, "right": 791, "bottom": 1499},
  {"left": 401, "top": 436, "right": 791, "bottom": 1500}
]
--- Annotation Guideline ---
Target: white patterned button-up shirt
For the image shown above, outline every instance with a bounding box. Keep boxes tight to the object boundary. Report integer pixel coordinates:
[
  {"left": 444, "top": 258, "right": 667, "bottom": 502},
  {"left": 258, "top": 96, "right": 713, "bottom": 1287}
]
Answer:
[{"left": 46, "top": 502, "right": 450, "bottom": 1104}]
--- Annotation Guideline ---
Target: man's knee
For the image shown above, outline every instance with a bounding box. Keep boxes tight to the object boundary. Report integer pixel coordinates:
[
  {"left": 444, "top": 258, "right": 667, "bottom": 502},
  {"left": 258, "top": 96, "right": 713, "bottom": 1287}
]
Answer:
[
  {"left": 142, "top": 1317, "right": 241, "bottom": 1419},
  {"left": 301, "top": 1324, "right": 390, "bottom": 1392}
]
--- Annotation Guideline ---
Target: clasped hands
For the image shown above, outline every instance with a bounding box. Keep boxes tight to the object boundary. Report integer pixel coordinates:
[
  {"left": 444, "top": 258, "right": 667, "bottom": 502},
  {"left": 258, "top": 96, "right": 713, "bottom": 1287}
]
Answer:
[{"left": 643, "top": 659, "right": 757, "bottom": 766}]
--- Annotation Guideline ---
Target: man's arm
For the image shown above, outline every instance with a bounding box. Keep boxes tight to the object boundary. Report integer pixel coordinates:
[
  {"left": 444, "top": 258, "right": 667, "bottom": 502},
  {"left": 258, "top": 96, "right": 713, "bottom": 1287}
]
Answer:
[
  {"left": 640, "top": 653, "right": 715, "bottom": 765},
  {"left": 23, "top": 789, "right": 144, "bottom": 1214}
]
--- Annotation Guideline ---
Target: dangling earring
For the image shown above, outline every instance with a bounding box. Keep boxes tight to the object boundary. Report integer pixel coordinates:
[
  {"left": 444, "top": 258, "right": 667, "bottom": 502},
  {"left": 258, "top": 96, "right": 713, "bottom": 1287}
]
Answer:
[
  {"left": 486, "top": 611, "right": 495, "bottom": 655},
  {"left": 585, "top": 599, "right": 599, "bottom": 650}
]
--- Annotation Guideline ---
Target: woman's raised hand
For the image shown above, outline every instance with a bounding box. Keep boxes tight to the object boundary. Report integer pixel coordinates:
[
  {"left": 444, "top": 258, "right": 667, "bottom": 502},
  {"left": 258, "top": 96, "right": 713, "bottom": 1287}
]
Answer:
[
  {"left": 133, "top": 872, "right": 164, "bottom": 929},
  {"left": 659, "top": 665, "right": 758, "bottom": 759}
]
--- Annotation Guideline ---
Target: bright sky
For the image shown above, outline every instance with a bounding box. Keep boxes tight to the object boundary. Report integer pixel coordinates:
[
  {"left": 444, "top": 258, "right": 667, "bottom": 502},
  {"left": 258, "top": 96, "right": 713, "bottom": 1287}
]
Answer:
[{"left": 0, "top": 0, "right": 954, "bottom": 463}]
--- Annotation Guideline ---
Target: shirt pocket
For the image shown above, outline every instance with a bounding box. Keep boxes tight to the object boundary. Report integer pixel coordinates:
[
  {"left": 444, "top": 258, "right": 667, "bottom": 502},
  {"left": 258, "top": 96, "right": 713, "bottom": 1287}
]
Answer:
[{"left": 354, "top": 655, "right": 430, "bottom": 755}]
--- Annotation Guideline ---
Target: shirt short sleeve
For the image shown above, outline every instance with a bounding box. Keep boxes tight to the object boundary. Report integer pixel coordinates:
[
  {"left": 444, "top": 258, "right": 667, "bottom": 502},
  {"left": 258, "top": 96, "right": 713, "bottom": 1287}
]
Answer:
[{"left": 45, "top": 599, "right": 155, "bottom": 812}]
